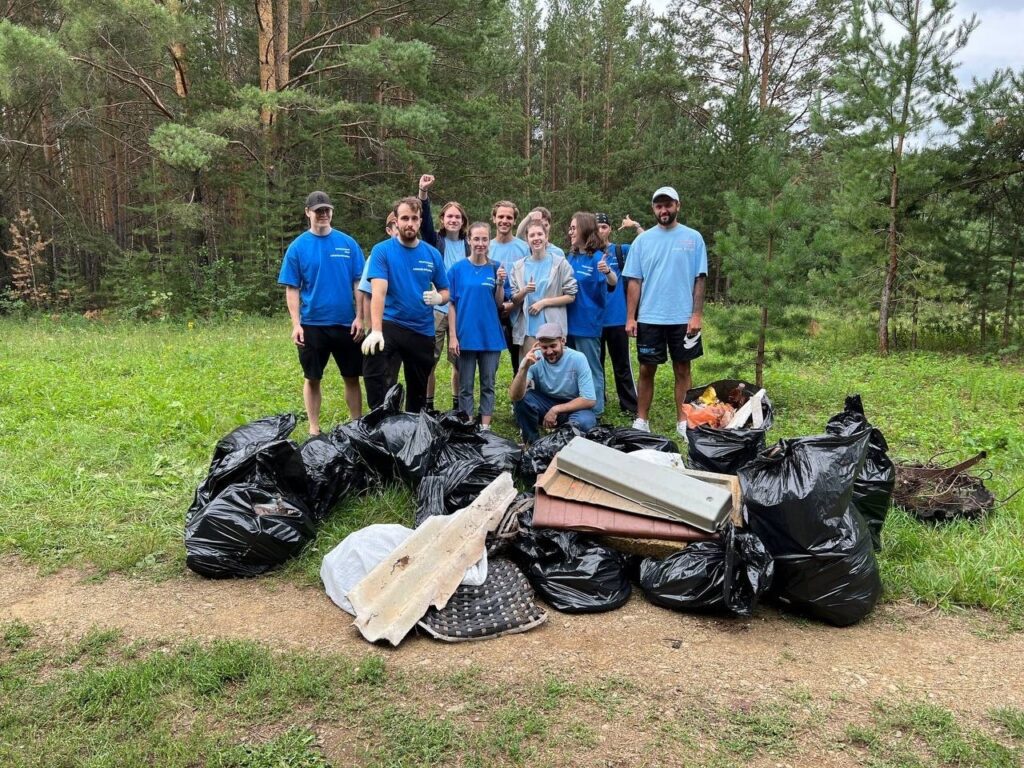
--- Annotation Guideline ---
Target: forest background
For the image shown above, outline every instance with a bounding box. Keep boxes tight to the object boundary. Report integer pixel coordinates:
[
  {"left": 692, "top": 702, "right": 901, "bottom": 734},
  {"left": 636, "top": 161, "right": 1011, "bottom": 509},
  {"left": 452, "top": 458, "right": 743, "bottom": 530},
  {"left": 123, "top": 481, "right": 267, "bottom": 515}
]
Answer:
[{"left": 1, "top": 0, "right": 1022, "bottom": 369}]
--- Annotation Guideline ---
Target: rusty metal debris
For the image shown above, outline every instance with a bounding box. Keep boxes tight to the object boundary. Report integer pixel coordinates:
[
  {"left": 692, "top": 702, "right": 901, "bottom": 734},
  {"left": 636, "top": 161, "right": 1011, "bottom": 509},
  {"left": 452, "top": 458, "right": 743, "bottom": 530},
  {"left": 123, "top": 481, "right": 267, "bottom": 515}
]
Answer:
[{"left": 893, "top": 451, "right": 997, "bottom": 522}]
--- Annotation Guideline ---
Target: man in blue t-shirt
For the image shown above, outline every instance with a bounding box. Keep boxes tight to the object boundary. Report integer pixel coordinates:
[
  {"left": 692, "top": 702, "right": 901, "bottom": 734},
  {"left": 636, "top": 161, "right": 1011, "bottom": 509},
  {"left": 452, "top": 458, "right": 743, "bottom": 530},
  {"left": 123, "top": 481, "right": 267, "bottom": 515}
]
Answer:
[
  {"left": 509, "top": 322, "right": 598, "bottom": 445},
  {"left": 361, "top": 196, "right": 450, "bottom": 413},
  {"left": 623, "top": 186, "right": 708, "bottom": 439},
  {"left": 278, "top": 190, "right": 365, "bottom": 434},
  {"left": 489, "top": 199, "right": 530, "bottom": 372}
]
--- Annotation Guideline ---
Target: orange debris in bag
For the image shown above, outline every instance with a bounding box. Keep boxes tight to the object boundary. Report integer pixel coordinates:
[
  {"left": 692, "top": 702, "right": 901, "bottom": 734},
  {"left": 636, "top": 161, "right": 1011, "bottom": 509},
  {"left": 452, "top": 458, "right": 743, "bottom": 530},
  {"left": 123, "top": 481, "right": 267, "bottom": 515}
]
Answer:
[{"left": 681, "top": 402, "right": 736, "bottom": 429}]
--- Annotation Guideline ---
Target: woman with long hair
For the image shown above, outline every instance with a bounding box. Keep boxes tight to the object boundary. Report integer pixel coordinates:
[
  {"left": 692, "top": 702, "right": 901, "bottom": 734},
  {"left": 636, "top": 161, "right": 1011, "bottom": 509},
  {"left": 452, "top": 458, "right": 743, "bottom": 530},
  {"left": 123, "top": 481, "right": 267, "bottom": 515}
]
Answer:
[
  {"left": 447, "top": 222, "right": 508, "bottom": 428},
  {"left": 566, "top": 211, "right": 616, "bottom": 417},
  {"left": 416, "top": 174, "right": 468, "bottom": 411},
  {"left": 510, "top": 217, "right": 577, "bottom": 353}
]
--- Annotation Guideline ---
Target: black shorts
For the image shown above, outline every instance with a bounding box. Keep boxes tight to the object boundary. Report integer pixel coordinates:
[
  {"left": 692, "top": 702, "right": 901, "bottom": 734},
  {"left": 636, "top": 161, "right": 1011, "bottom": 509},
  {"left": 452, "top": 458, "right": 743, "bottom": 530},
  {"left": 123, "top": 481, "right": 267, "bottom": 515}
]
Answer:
[
  {"left": 636, "top": 322, "right": 703, "bottom": 365},
  {"left": 298, "top": 324, "right": 362, "bottom": 379}
]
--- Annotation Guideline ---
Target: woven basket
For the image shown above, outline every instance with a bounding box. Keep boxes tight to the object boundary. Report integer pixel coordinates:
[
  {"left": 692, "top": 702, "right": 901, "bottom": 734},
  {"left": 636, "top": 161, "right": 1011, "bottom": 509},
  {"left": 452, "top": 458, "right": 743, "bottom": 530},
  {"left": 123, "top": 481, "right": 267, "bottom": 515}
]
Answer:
[{"left": 418, "top": 558, "right": 547, "bottom": 642}]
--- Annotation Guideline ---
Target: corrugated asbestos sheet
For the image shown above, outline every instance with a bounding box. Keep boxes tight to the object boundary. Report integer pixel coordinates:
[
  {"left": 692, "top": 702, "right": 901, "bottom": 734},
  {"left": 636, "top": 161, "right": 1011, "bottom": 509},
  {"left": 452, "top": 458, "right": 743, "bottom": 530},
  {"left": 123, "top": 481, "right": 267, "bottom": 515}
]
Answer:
[
  {"left": 347, "top": 473, "right": 517, "bottom": 646},
  {"left": 555, "top": 437, "right": 733, "bottom": 532}
]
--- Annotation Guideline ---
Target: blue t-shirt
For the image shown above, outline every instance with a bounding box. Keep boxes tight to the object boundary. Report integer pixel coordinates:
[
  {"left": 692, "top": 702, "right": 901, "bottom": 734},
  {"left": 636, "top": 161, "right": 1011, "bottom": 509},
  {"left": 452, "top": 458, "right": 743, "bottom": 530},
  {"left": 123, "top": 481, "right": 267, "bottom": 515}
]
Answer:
[
  {"left": 622, "top": 224, "right": 708, "bottom": 324},
  {"left": 277, "top": 229, "right": 364, "bottom": 326},
  {"left": 566, "top": 249, "right": 608, "bottom": 338},
  {"left": 447, "top": 259, "right": 506, "bottom": 352},
  {"left": 603, "top": 243, "right": 630, "bottom": 327},
  {"left": 527, "top": 347, "right": 596, "bottom": 402},
  {"left": 490, "top": 238, "right": 529, "bottom": 294},
  {"left": 434, "top": 235, "right": 467, "bottom": 317},
  {"left": 366, "top": 238, "right": 450, "bottom": 336}
]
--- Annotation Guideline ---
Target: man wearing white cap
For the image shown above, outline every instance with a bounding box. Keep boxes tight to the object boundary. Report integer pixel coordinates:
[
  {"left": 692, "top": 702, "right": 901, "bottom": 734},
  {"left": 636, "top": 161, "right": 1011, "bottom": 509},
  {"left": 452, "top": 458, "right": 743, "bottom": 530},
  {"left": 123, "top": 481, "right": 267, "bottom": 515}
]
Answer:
[
  {"left": 622, "top": 185, "right": 707, "bottom": 438},
  {"left": 509, "top": 322, "right": 598, "bottom": 445}
]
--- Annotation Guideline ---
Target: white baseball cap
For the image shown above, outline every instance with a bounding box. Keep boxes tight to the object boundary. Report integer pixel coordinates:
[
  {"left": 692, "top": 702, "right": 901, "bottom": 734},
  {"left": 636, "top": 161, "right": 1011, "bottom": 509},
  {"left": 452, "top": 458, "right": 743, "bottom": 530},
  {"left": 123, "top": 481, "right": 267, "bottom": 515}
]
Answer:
[{"left": 651, "top": 186, "right": 680, "bottom": 203}]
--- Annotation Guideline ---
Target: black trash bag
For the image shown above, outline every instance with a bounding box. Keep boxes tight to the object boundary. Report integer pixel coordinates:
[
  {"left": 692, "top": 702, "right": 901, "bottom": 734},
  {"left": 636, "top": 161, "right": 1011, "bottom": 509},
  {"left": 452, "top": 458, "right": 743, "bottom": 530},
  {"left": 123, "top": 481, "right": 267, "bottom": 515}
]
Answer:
[
  {"left": 185, "top": 483, "right": 316, "bottom": 578},
  {"left": 436, "top": 409, "right": 478, "bottom": 435},
  {"left": 685, "top": 379, "right": 774, "bottom": 474},
  {"left": 509, "top": 510, "right": 631, "bottom": 613},
  {"left": 414, "top": 475, "right": 448, "bottom": 527},
  {"left": 300, "top": 434, "right": 362, "bottom": 522},
  {"left": 740, "top": 430, "right": 882, "bottom": 627},
  {"left": 519, "top": 425, "right": 581, "bottom": 478},
  {"left": 605, "top": 427, "right": 679, "bottom": 454},
  {"left": 393, "top": 410, "right": 445, "bottom": 485},
  {"left": 210, "top": 414, "right": 297, "bottom": 465},
  {"left": 638, "top": 524, "right": 773, "bottom": 616},
  {"left": 433, "top": 436, "right": 487, "bottom": 471},
  {"left": 187, "top": 435, "right": 308, "bottom": 524},
  {"left": 477, "top": 430, "right": 524, "bottom": 474},
  {"left": 825, "top": 395, "right": 895, "bottom": 551},
  {"left": 338, "top": 385, "right": 404, "bottom": 481},
  {"left": 414, "top": 458, "right": 505, "bottom": 527}
]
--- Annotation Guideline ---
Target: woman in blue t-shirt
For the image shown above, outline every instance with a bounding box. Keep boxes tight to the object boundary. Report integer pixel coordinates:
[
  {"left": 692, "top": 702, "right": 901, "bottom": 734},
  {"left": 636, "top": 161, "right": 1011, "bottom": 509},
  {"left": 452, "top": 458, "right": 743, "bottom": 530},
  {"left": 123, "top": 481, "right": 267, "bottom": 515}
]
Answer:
[
  {"left": 566, "top": 211, "right": 616, "bottom": 417},
  {"left": 447, "top": 222, "right": 508, "bottom": 429}
]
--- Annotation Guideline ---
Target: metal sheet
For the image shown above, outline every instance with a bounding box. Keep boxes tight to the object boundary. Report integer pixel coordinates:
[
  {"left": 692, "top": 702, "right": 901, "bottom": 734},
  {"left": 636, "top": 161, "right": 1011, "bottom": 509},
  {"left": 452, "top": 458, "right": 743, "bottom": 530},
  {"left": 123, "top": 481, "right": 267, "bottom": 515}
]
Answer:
[
  {"left": 347, "top": 472, "right": 517, "bottom": 646},
  {"left": 555, "top": 437, "right": 732, "bottom": 532}
]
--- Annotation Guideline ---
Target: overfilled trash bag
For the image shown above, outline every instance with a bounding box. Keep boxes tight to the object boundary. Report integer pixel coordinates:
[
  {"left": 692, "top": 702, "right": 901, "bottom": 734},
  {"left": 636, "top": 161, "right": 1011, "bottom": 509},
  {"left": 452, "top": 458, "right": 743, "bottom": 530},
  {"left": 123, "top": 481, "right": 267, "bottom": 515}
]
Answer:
[
  {"left": 825, "top": 395, "right": 894, "bottom": 551},
  {"left": 639, "top": 524, "right": 773, "bottom": 616},
  {"left": 414, "top": 458, "right": 504, "bottom": 526},
  {"left": 605, "top": 427, "right": 679, "bottom": 454},
  {"left": 300, "top": 433, "right": 363, "bottom": 522},
  {"left": 187, "top": 426, "right": 308, "bottom": 524},
  {"left": 519, "top": 425, "right": 582, "bottom": 478},
  {"left": 509, "top": 508, "right": 632, "bottom": 613},
  {"left": 740, "top": 430, "right": 882, "bottom": 627},
  {"left": 185, "top": 483, "right": 316, "bottom": 578},
  {"left": 685, "top": 379, "right": 774, "bottom": 474}
]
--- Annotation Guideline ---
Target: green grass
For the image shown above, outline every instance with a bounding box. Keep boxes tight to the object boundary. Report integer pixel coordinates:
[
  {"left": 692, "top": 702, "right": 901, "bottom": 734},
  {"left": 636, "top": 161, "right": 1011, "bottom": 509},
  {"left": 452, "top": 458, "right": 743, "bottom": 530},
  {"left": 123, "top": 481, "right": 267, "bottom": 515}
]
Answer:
[
  {"left": 0, "top": 312, "right": 1022, "bottom": 619},
  {"left": 3, "top": 624, "right": 1018, "bottom": 767}
]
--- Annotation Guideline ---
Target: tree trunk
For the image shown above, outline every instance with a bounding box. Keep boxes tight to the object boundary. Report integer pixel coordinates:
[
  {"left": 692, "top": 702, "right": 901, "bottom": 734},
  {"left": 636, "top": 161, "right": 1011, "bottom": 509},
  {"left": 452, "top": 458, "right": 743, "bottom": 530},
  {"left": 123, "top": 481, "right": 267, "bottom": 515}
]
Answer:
[
  {"left": 979, "top": 211, "right": 994, "bottom": 347},
  {"left": 878, "top": 154, "right": 902, "bottom": 355},
  {"left": 166, "top": 0, "right": 189, "bottom": 98},
  {"left": 911, "top": 290, "right": 918, "bottom": 350},
  {"left": 1003, "top": 227, "right": 1019, "bottom": 348},
  {"left": 273, "top": 0, "right": 289, "bottom": 97},
  {"left": 257, "top": 0, "right": 277, "bottom": 125},
  {"left": 756, "top": 228, "right": 775, "bottom": 388},
  {"left": 523, "top": 27, "right": 532, "bottom": 172},
  {"left": 759, "top": 4, "right": 772, "bottom": 110}
]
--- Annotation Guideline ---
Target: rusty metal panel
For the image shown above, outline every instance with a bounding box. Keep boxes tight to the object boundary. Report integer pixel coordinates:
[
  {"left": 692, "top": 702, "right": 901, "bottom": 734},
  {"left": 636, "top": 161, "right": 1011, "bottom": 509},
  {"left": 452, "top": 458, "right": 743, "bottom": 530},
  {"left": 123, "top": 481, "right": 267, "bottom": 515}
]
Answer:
[
  {"left": 555, "top": 437, "right": 732, "bottom": 532},
  {"left": 347, "top": 473, "right": 517, "bottom": 646}
]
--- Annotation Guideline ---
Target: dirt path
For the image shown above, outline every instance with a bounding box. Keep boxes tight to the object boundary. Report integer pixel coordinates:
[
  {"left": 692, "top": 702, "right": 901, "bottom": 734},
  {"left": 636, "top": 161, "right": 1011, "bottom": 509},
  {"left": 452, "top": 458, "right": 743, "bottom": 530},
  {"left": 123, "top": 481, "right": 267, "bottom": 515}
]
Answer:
[{"left": 3, "top": 555, "right": 1021, "bottom": 722}]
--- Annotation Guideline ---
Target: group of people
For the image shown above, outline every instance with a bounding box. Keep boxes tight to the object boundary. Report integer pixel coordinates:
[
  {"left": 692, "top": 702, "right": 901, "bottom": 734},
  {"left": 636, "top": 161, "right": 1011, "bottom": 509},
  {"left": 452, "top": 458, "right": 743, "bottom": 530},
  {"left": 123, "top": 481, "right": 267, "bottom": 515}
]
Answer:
[{"left": 278, "top": 178, "right": 707, "bottom": 445}]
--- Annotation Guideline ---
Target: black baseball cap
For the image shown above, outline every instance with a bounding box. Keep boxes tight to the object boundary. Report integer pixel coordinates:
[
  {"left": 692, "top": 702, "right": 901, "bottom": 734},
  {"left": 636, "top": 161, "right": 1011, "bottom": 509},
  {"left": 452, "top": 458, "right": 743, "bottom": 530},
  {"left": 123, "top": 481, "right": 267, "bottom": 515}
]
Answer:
[
  {"left": 305, "top": 191, "right": 333, "bottom": 210},
  {"left": 595, "top": 212, "right": 610, "bottom": 225}
]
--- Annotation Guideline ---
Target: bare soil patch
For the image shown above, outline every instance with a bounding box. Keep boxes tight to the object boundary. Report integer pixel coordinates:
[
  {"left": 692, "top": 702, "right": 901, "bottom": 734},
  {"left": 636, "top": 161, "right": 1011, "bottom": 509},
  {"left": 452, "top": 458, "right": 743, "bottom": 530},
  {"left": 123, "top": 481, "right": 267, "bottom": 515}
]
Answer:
[{"left": 3, "top": 554, "right": 1020, "bottom": 724}]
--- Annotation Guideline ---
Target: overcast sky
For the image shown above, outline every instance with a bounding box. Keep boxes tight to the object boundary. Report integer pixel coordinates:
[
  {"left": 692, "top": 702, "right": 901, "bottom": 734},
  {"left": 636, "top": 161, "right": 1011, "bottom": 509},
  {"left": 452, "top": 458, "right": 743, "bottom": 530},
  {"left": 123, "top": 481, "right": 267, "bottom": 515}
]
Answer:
[{"left": 642, "top": 0, "right": 1024, "bottom": 84}]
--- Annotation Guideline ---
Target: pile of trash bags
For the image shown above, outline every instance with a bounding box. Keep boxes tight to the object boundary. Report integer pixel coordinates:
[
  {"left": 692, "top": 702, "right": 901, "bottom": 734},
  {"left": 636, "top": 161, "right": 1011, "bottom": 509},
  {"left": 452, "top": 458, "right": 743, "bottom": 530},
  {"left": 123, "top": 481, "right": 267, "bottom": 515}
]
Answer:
[{"left": 184, "top": 382, "right": 895, "bottom": 629}]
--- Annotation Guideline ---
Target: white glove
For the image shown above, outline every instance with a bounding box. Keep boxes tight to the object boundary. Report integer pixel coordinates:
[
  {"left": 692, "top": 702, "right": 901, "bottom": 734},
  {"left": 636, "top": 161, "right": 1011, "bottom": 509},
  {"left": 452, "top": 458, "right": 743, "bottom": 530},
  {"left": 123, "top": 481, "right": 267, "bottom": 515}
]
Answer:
[
  {"left": 361, "top": 330, "right": 385, "bottom": 355},
  {"left": 423, "top": 289, "right": 444, "bottom": 306}
]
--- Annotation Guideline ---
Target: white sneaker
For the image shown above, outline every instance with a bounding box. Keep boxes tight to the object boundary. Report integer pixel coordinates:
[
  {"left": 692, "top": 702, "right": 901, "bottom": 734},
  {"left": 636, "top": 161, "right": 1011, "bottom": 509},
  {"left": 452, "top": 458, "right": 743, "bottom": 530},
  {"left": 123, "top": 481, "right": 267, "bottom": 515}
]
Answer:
[
  {"left": 632, "top": 418, "right": 650, "bottom": 432},
  {"left": 480, "top": 424, "right": 491, "bottom": 431},
  {"left": 676, "top": 420, "right": 689, "bottom": 438}
]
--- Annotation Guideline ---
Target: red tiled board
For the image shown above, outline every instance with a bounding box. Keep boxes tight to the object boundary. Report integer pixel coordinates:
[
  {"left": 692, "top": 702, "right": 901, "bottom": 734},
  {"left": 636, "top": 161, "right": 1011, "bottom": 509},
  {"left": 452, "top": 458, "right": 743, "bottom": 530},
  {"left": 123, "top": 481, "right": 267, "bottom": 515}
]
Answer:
[{"left": 533, "top": 489, "right": 717, "bottom": 542}]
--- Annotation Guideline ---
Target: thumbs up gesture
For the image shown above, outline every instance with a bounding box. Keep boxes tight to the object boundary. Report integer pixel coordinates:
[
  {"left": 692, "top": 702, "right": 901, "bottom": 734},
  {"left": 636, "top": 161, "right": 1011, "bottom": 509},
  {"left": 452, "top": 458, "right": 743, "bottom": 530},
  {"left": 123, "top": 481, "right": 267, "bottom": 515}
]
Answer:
[
  {"left": 525, "top": 275, "right": 536, "bottom": 294},
  {"left": 597, "top": 252, "right": 610, "bottom": 275}
]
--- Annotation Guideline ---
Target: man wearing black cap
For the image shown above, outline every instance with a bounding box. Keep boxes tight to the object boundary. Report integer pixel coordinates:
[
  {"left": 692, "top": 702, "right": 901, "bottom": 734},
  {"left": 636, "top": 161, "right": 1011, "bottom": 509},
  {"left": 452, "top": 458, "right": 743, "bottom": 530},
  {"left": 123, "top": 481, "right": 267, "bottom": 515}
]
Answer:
[
  {"left": 278, "top": 191, "right": 366, "bottom": 434},
  {"left": 509, "top": 322, "right": 598, "bottom": 445},
  {"left": 622, "top": 186, "right": 707, "bottom": 439},
  {"left": 595, "top": 212, "right": 638, "bottom": 417}
]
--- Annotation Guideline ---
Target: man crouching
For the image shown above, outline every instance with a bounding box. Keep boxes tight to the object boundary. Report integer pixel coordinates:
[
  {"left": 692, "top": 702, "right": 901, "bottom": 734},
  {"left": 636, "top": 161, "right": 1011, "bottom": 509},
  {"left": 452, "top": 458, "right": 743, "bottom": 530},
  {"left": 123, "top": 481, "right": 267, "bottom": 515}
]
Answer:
[{"left": 510, "top": 322, "right": 597, "bottom": 446}]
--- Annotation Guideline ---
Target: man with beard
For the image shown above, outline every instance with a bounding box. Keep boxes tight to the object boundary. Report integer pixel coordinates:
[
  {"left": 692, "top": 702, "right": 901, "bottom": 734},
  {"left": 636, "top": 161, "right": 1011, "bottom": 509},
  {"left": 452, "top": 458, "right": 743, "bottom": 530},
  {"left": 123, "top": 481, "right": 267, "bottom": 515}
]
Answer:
[
  {"left": 278, "top": 190, "right": 365, "bottom": 435},
  {"left": 509, "top": 322, "right": 597, "bottom": 446},
  {"left": 489, "top": 200, "right": 529, "bottom": 370},
  {"left": 362, "top": 197, "right": 450, "bottom": 413},
  {"left": 623, "top": 186, "right": 707, "bottom": 439}
]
